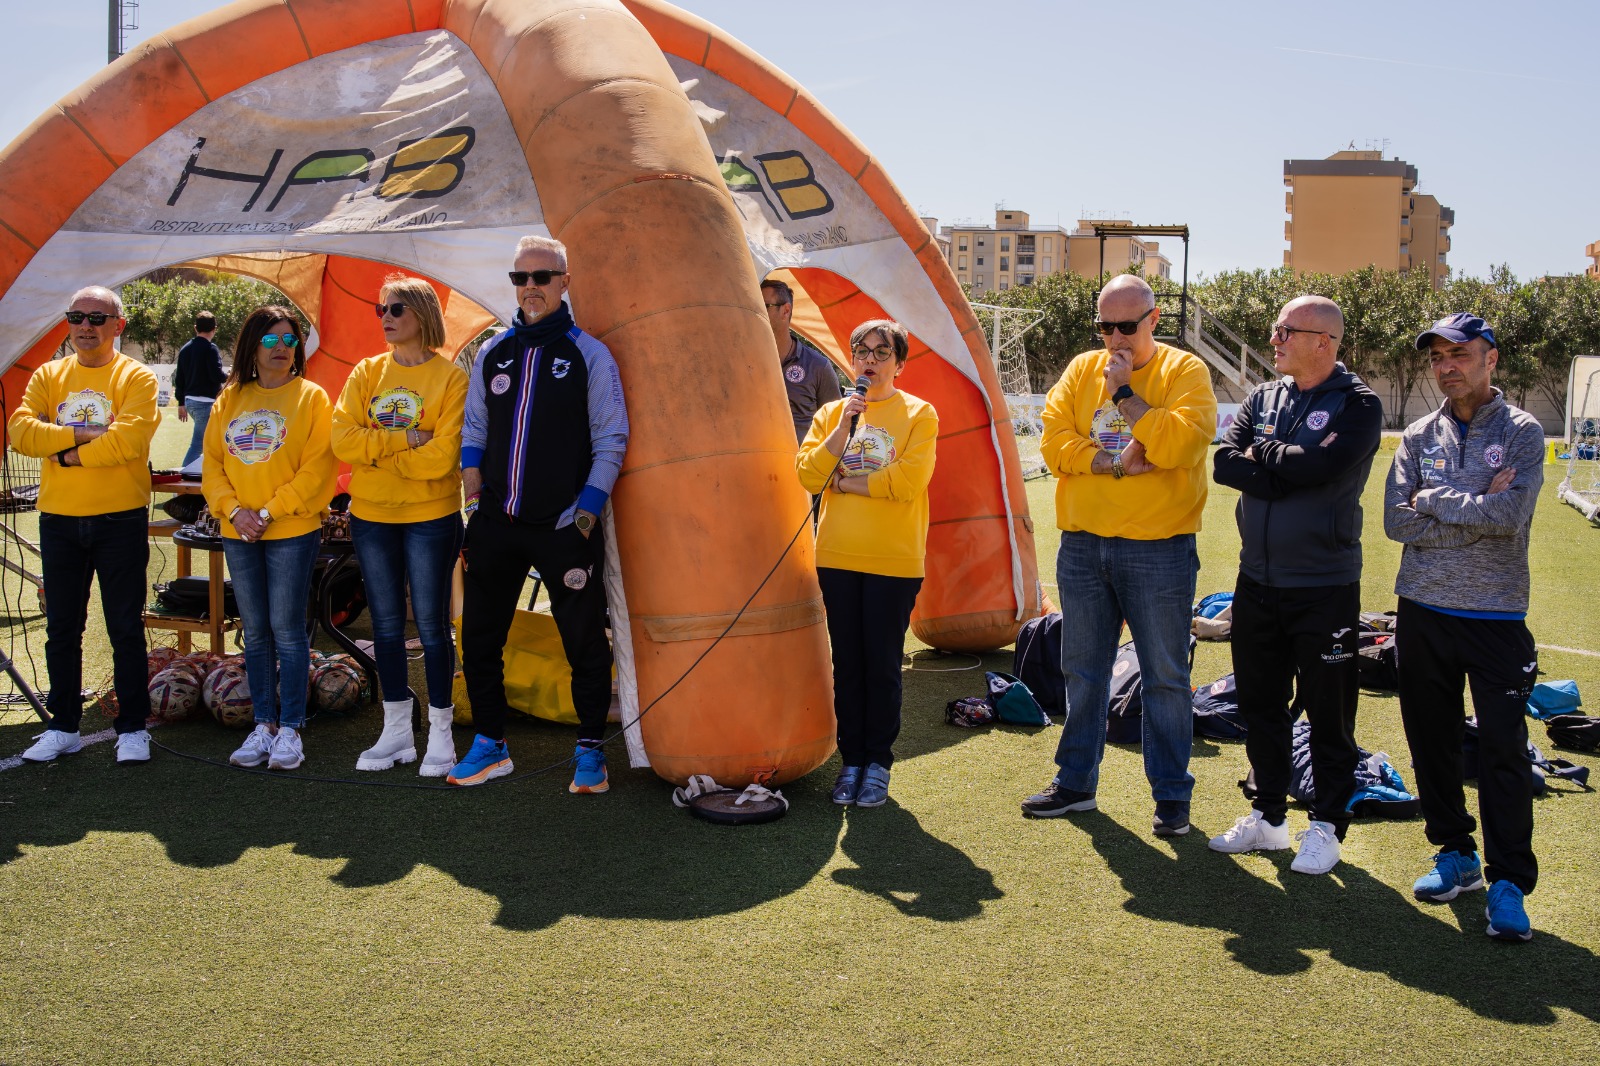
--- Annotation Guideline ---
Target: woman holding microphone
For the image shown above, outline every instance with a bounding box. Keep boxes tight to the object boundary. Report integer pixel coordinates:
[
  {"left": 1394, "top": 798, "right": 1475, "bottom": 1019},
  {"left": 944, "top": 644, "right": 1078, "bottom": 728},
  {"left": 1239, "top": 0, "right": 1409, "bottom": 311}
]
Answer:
[
  {"left": 203, "top": 305, "right": 335, "bottom": 771},
  {"left": 796, "top": 319, "right": 938, "bottom": 808},
  {"left": 332, "top": 275, "right": 468, "bottom": 775}
]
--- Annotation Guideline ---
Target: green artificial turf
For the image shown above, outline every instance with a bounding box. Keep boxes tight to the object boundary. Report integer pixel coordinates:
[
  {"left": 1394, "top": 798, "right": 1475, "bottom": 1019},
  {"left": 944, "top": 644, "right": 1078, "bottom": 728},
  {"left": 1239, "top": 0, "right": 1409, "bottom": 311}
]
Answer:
[{"left": 1, "top": 414, "right": 1597, "bottom": 1064}]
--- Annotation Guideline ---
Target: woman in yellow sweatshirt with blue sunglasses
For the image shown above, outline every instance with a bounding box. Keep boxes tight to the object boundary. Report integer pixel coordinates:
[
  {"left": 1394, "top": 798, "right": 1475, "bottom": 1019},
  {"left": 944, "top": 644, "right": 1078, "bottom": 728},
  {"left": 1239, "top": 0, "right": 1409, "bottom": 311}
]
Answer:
[{"left": 203, "top": 305, "right": 336, "bottom": 773}]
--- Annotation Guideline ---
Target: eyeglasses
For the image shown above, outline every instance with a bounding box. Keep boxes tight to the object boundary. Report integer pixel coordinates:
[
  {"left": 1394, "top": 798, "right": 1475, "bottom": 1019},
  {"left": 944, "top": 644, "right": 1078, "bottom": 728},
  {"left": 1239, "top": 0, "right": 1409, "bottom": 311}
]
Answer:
[
  {"left": 63, "top": 310, "right": 115, "bottom": 326},
  {"left": 259, "top": 332, "right": 300, "bottom": 349},
  {"left": 1095, "top": 308, "right": 1155, "bottom": 336},
  {"left": 851, "top": 345, "right": 896, "bottom": 363},
  {"left": 375, "top": 302, "right": 408, "bottom": 318},
  {"left": 764, "top": 301, "right": 787, "bottom": 311},
  {"left": 509, "top": 270, "right": 566, "bottom": 287},
  {"left": 1269, "top": 323, "right": 1338, "bottom": 342}
]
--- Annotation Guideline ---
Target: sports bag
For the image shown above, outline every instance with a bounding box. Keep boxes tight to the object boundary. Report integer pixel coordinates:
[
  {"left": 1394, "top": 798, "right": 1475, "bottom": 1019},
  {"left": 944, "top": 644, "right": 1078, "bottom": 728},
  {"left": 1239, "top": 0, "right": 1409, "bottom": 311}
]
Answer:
[
  {"left": 1526, "top": 680, "right": 1580, "bottom": 720},
  {"left": 1545, "top": 713, "right": 1600, "bottom": 753},
  {"left": 1012, "top": 612, "right": 1065, "bottom": 717},
  {"left": 152, "top": 576, "right": 237, "bottom": 618},
  {"left": 984, "top": 672, "right": 1052, "bottom": 727},
  {"left": 1106, "top": 642, "right": 1144, "bottom": 743},
  {"left": 1463, "top": 717, "right": 1591, "bottom": 793},
  {"left": 1241, "top": 721, "right": 1420, "bottom": 819},
  {"left": 1357, "top": 627, "right": 1398, "bottom": 691},
  {"left": 1191, "top": 673, "right": 1249, "bottom": 740},
  {"left": 944, "top": 697, "right": 996, "bottom": 728}
]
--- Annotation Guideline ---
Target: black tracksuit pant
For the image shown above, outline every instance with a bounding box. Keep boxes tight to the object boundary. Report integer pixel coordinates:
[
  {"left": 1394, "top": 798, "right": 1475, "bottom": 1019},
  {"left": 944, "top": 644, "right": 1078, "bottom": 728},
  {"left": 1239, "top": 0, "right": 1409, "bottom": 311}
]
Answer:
[
  {"left": 1232, "top": 575, "right": 1360, "bottom": 836},
  {"left": 460, "top": 504, "right": 612, "bottom": 743},
  {"left": 1396, "top": 597, "right": 1538, "bottom": 894},
  {"left": 817, "top": 568, "right": 922, "bottom": 769}
]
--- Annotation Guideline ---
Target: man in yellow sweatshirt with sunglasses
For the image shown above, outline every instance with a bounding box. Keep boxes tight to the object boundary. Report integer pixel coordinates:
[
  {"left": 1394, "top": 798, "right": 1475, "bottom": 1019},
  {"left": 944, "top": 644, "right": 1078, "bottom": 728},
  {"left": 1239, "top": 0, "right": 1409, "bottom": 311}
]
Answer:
[{"left": 8, "top": 286, "right": 159, "bottom": 765}]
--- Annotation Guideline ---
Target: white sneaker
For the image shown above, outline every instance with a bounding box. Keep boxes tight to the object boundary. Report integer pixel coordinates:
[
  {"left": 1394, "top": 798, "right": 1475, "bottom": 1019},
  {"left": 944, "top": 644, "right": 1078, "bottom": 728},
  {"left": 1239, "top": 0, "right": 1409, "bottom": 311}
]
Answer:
[
  {"left": 21, "top": 729, "right": 83, "bottom": 763},
  {"left": 1208, "top": 810, "right": 1291, "bottom": 854},
  {"left": 355, "top": 700, "right": 417, "bottom": 771},
  {"left": 418, "top": 705, "right": 457, "bottom": 778},
  {"left": 268, "top": 726, "right": 304, "bottom": 771},
  {"left": 115, "top": 730, "right": 151, "bottom": 764},
  {"left": 230, "top": 724, "right": 275, "bottom": 768},
  {"left": 1290, "top": 820, "right": 1342, "bottom": 875}
]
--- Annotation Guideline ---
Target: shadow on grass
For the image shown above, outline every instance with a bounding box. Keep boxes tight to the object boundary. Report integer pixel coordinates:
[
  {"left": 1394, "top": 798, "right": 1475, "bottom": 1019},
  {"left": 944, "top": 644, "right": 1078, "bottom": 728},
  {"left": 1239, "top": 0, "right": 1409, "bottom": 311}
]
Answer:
[
  {"left": 833, "top": 800, "right": 1002, "bottom": 921},
  {"left": 0, "top": 711, "right": 1002, "bottom": 931},
  {"left": 1073, "top": 812, "right": 1600, "bottom": 1025}
]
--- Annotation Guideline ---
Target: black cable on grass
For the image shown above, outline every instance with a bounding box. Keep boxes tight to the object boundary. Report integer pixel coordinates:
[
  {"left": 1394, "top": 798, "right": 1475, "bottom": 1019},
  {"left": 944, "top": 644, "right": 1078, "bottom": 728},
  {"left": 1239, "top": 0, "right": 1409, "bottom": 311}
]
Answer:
[{"left": 146, "top": 443, "right": 854, "bottom": 789}]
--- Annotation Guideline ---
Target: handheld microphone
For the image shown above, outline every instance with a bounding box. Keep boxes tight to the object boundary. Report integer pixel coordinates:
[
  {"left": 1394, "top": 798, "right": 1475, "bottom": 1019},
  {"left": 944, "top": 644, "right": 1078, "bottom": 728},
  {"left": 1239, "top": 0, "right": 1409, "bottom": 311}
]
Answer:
[{"left": 847, "top": 375, "right": 870, "bottom": 436}]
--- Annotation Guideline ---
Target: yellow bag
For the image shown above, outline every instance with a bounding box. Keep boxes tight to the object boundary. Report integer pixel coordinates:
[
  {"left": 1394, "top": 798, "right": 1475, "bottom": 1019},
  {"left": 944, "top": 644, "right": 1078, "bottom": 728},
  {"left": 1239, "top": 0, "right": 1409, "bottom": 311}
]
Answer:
[{"left": 451, "top": 609, "right": 583, "bottom": 725}]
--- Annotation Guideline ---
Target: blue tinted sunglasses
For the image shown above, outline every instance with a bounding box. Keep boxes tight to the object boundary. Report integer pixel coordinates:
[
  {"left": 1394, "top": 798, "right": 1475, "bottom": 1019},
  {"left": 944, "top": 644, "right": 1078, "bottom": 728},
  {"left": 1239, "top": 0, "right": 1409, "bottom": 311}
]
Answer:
[{"left": 260, "top": 332, "right": 300, "bottom": 349}]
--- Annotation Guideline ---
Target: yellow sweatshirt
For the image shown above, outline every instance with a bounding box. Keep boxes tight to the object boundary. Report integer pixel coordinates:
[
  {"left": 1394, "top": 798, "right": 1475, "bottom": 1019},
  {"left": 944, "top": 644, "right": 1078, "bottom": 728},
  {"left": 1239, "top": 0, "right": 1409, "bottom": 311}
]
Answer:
[
  {"left": 1040, "top": 342, "right": 1217, "bottom": 539},
  {"left": 331, "top": 352, "right": 467, "bottom": 523},
  {"left": 6, "top": 353, "right": 159, "bottom": 516},
  {"left": 203, "top": 377, "right": 336, "bottom": 541},
  {"left": 796, "top": 390, "right": 938, "bottom": 578}
]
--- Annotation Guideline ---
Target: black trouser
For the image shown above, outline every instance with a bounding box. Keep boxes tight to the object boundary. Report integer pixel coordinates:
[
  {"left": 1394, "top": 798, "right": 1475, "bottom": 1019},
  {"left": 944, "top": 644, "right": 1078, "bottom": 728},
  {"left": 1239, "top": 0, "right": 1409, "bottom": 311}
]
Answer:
[
  {"left": 1396, "top": 597, "right": 1538, "bottom": 894},
  {"left": 460, "top": 505, "right": 611, "bottom": 742},
  {"left": 817, "top": 567, "right": 922, "bottom": 769},
  {"left": 1231, "top": 575, "right": 1360, "bottom": 836},
  {"left": 38, "top": 509, "right": 150, "bottom": 734}
]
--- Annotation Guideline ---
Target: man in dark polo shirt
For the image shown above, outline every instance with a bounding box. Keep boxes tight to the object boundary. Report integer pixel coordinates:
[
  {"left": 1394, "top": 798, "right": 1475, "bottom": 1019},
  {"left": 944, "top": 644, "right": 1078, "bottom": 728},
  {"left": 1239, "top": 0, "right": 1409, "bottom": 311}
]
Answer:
[{"left": 762, "top": 278, "right": 842, "bottom": 444}]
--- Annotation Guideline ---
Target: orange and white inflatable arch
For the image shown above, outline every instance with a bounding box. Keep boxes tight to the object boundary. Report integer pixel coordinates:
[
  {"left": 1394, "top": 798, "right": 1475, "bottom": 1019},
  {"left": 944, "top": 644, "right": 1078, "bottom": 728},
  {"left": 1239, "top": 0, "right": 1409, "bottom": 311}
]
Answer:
[{"left": 0, "top": 0, "right": 1040, "bottom": 786}]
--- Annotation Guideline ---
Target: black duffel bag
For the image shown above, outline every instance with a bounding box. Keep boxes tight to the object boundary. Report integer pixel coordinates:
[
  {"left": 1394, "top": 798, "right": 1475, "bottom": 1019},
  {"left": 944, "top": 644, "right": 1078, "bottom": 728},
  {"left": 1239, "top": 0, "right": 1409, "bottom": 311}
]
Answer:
[{"left": 153, "top": 576, "right": 237, "bottom": 619}]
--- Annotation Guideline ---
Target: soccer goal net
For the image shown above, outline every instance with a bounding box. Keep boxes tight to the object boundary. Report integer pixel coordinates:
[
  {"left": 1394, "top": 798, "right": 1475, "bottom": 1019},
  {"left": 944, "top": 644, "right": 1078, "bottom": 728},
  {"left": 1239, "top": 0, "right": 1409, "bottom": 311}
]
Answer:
[
  {"left": 972, "top": 302, "right": 1049, "bottom": 478},
  {"left": 1558, "top": 355, "right": 1600, "bottom": 525}
]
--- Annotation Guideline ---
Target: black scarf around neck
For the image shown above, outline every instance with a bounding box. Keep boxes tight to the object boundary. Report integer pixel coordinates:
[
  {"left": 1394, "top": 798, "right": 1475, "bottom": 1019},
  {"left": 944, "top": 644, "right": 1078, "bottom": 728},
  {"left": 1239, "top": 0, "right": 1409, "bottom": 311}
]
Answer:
[{"left": 511, "top": 302, "right": 574, "bottom": 348}]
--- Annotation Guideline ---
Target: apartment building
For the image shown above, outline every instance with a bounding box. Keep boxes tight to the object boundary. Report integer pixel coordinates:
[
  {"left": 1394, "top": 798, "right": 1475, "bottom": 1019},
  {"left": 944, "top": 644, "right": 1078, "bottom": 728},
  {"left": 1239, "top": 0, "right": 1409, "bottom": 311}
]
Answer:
[
  {"left": 1586, "top": 239, "right": 1600, "bottom": 280},
  {"left": 942, "top": 209, "right": 1171, "bottom": 297},
  {"left": 1283, "top": 150, "right": 1453, "bottom": 287}
]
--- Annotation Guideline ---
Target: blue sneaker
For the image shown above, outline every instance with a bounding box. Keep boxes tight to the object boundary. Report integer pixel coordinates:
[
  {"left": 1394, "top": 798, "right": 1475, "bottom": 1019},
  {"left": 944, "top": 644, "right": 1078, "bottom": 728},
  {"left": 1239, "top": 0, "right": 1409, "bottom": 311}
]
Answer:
[
  {"left": 855, "top": 764, "right": 891, "bottom": 808},
  {"left": 1412, "top": 849, "right": 1485, "bottom": 902},
  {"left": 1485, "top": 881, "right": 1533, "bottom": 942},
  {"left": 569, "top": 744, "right": 609, "bottom": 794},
  {"left": 446, "top": 735, "right": 513, "bottom": 786}
]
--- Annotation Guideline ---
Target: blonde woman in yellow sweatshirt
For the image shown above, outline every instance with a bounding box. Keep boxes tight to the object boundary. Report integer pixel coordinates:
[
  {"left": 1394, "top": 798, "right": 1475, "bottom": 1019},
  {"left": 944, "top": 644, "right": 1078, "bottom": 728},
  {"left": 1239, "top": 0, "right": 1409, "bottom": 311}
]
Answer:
[
  {"left": 203, "top": 305, "right": 335, "bottom": 772},
  {"left": 332, "top": 275, "right": 467, "bottom": 776},
  {"left": 797, "top": 319, "right": 938, "bottom": 809}
]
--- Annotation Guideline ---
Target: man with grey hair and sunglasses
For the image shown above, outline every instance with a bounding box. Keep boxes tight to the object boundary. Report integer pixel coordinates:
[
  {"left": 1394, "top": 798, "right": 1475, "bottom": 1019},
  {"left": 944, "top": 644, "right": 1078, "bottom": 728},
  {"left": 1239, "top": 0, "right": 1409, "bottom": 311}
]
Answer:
[
  {"left": 450, "top": 235, "right": 629, "bottom": 796},
  {"left": 8, "top": 286, "right": 160, "bottom": 765},
  {"left": 1021, "top": 274, "right": 1217, "bottom": 837}
]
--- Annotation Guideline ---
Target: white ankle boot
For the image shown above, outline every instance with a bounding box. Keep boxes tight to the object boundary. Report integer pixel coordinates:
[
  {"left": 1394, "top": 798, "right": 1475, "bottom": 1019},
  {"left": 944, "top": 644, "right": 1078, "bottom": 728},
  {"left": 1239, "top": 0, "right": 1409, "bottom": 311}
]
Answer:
[
  {"left": 419, "top": 705, "right": 457, "bottom": 778},
  {"left": 355, "top": 700, "right": 417, "bottom": 771}
]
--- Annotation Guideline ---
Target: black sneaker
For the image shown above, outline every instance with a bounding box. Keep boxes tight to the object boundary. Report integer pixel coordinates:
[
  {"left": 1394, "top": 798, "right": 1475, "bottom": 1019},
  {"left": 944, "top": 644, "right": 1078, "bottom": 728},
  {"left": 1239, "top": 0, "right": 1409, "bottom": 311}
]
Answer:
[
  {"left": 1021, "top": 782, "right": 1097, "bottom": 818},
  {"left": 1153, "top": 800, "right": 1191, "bottom": 837}
]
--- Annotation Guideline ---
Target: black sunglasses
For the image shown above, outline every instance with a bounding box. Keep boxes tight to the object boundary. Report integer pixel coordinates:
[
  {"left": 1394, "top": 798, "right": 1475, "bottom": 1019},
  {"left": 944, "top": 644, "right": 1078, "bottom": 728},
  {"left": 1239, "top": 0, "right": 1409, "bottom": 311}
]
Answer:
[
  {"left": 375, "top": 302, "right": 408, "bottom": 318},
  {"left": 509, "top": 270, "right": 566, "bottom": 287},
  {"left": 64, "top": 310, "right": 115, "bottom": 326},
  {"left": 1095, "top": 308, "right": 1155, "bottom": 336}
]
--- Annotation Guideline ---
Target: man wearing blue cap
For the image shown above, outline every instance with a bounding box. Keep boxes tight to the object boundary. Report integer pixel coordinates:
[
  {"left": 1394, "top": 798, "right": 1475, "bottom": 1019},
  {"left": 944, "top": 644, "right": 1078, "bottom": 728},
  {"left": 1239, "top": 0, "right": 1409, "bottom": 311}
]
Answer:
[{"left": 1384, "top": 312, "right": 1545, "bottom": 942}]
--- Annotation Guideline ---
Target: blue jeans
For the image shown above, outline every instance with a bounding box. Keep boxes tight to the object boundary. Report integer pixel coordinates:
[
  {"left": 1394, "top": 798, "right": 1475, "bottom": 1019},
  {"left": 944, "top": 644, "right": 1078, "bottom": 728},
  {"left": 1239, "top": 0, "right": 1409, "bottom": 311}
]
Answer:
[
  {"left": 38, "top": 508, "right": 149, "bottom": 734},
  {"left": 181, "top": 398, "right": 214, "bottom": 466},
  {"left": 223, "top": 530, "right": 320, "bottom": 728},
  {"left": 349, "top": 512, "right": 463, "bottom": 707},
  {"left": 1053, "top": 530, "right": 1199, "bottom": 802}
]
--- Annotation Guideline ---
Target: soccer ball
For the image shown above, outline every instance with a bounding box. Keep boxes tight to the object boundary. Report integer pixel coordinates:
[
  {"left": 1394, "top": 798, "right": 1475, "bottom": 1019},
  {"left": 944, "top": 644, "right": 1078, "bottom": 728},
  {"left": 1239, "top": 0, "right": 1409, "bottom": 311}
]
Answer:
[
  {"left": 203, "top": 661, "right": 254, "bottom": 728},
  {"left": 146, "top": 647, "right": 181, "bottom": 678},
  {"left": 311, "top": 660, "right": 365, "bottom": 714},
  {"left": 148, "top": 666, "right": 203, "bottom": 723}
]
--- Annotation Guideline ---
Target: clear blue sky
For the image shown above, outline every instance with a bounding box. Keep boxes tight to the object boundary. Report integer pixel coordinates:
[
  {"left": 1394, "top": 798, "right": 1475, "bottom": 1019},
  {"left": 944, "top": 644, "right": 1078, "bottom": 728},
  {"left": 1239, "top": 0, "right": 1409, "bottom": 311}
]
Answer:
[{"left": 4, "top": 0, "right": 1594, "bottom": 280}]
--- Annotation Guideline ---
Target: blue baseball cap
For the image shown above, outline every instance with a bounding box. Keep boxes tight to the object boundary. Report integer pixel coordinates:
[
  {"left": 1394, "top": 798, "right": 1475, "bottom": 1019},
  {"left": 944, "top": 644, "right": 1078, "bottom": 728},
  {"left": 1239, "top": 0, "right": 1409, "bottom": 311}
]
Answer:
[{"left": 1415, "top": 312, "right": 1498, "bottom": 351}]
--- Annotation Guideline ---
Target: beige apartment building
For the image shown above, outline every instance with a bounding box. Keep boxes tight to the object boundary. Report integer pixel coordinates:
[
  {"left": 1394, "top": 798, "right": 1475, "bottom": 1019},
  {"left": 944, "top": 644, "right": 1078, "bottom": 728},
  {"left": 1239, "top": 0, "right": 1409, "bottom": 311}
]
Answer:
[
  {"left": 939, "top": 209, "right": 1171, "bottom": 297},
  {"left": 1283, "top": 150, "right": 1453, "bottom": 288},
  {"left": 1586, "top": 240, "right": 1600, "bottom": 280}
]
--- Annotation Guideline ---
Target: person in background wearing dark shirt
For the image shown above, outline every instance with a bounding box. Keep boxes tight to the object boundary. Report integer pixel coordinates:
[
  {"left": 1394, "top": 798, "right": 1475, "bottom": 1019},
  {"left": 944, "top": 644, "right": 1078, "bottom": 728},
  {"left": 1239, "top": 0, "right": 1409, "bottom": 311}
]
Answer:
[
  {"left": 762, "top": 278, "right": 842, "bottom": 445},
  {"left": 175, "top": 310, "right": 225, "bottom": 467}
]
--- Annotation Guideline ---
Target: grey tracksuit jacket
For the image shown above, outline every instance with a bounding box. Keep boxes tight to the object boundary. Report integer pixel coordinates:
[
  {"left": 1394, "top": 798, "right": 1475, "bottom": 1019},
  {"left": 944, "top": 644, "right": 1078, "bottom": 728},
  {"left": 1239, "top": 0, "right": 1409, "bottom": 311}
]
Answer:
[{"left": 1383, "top": 390, "right": 1544, "bottom": 614}]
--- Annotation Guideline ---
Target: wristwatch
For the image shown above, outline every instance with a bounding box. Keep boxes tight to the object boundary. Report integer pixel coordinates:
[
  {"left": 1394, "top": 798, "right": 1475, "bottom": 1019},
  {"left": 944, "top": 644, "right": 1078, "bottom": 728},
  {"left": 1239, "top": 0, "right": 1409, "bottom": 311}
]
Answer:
[
  {"left": 574, "top": 511, "right": 595, "bottom": 534},
  {"left": 1112, "top": 384, "right": 1135, "bottom": 405},
  {"left": 257, "top": 508, "right": 271, "bottom": 523}
]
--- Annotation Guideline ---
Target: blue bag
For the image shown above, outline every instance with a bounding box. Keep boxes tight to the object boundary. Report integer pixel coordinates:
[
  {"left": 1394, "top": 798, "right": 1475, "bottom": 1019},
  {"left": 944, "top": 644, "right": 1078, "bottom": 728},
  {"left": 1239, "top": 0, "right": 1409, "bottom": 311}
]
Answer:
[{"left": 1527, "top": 680, "right": 1580, "bottom": 720}]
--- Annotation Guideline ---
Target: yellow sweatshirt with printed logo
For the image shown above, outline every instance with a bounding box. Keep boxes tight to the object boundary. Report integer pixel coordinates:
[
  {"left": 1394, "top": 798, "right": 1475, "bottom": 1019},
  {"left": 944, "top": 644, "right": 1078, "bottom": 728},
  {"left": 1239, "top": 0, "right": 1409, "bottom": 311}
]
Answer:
[
  {"left": 796, "top": 390, "right": 938, "bottom": 578},
  {"left": 1040, "top": 342, "right": 1217, "bottom": 539},
  {"left": 331, "top": 353, "right": 467, "bottom": 523},
  {"left": 203, "top": 378, "right": 336, "bottom": 541},
  {"left": 6, "top": 353, "right": 159, "bottom": 516}
]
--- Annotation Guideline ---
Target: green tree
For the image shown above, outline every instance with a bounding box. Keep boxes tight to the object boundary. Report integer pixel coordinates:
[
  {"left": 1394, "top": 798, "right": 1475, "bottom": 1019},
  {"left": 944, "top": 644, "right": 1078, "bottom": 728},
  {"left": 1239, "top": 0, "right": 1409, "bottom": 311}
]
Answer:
[{"left": 121, "top": 274, "right": 297, "bottom": 362}]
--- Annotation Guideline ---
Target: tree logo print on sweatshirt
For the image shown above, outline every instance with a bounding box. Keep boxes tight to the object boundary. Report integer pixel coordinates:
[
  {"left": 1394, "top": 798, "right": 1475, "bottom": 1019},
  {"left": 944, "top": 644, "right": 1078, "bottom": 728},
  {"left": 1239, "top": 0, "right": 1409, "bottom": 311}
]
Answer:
[
  {"left": 842, "top": 423, "right": 897, "bottom": 473},
  {"left": 224, "top": 408, "right": 288, "bottom": 465},
  {"left": 1091, "top": 402, "right": 1132, "bottom": 456},
  {"left": 56, "top": 389, "right": 112, "bottom": 427},
  {"left": 368, "top": 386, "right": 425, "bottom": 430}
]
